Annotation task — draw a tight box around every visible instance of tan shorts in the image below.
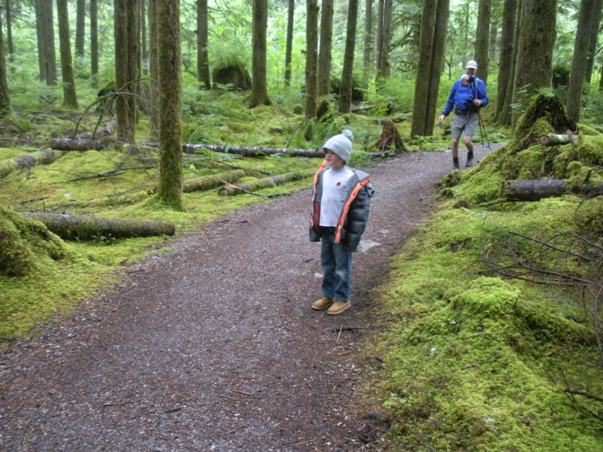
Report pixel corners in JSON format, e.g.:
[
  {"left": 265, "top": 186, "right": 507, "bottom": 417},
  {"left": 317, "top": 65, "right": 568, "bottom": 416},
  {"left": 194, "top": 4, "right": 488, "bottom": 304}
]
[{"left": 451, "top": 112, "right": 478, "bottom": 140}]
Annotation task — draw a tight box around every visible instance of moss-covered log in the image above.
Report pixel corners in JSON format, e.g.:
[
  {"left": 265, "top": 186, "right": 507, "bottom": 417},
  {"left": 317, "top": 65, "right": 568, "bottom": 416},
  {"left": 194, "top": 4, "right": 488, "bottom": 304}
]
[
  {"left": 0, "top": 149, "right": 59, "bottom": 179},
  {"left": 183, "top": 170, "right": 246, "bottom": 192},
  {"left": 183, "top": 143, "right": 325, "bottom": 158},
  {"left": 24, "top": 212, "right": 175, "bottom": 240},
  {"left": 504, "top": 179, "right": 603, "bottom": 201},
  {"left": 218, "top": 170, "right": 314, "bottom": 195},
  {"left": 50, "top": 138, "right": 108, "bottom": 151},
  {"left": 539, "top": 133, "right": 577, "bottom": 146},
  {"left": 1, "top": 206, "right": 66, "bottom": 277}
]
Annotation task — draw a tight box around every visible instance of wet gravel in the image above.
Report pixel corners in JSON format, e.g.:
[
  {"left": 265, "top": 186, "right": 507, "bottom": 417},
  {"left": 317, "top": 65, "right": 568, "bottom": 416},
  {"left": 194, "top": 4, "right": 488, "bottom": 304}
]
[{"left": 0, "top": 147, "right": 491, "bottom": 451}]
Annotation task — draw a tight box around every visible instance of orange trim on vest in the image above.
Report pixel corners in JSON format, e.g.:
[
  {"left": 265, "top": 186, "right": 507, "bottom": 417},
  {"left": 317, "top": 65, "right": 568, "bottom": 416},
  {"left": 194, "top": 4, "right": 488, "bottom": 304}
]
[
  {"left": 310, "top": 159, "right": 329, "bottom": 230},
  {"left": 334, "top": 177, "right": 370, "bottom": 243}
]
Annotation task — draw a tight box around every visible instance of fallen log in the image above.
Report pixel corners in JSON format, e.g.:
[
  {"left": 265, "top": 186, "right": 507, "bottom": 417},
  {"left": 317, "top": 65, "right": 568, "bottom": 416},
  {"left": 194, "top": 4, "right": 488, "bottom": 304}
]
[
  {"left": 218, "top": 170, "right": 314, "bottom": 196},
  {"left": 504, "top": 179, "right": 603, "bottom": 201},
  {"left": 538, "top": 132, "right": 577, "bottom": 146},
  {"left": 183, "top": 143, "right": 324, "bottom": 158},
  {"left": 24, "top": 212, "right": 175, "bottom": 240},
  {"left": 183, "top": 169, "right": 246, "bottom": 192},
  {"left": 50, "top": 138, "right": 109, "bottom": 151},
  {"left": 0, "top": 149, "right": 59, "bottom": 179}
]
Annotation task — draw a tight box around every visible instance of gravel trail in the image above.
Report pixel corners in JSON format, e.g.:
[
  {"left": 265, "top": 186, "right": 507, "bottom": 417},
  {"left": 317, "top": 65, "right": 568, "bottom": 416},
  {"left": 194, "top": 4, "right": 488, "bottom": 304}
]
[{"left": 0, "top": 148, "right": 490, "bottom": 451}]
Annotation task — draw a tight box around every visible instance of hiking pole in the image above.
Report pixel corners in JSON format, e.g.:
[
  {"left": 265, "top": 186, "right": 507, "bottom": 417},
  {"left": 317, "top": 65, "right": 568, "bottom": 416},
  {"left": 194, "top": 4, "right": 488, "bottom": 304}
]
[{"left": 477, "top": 110, "right": 491, "bottom": 150}]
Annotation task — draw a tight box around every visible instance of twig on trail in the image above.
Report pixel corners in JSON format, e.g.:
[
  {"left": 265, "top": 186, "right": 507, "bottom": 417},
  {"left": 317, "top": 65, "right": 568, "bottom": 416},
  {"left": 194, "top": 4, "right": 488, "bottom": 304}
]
[
  {"left": 232, "top": 389, "right": 254, "bottom": 397},
  {"left": 68, "top": 164, "right": 156, "bottom": 182},
  {"left": 328, "top": 325, "right": 369, "bottom": 333},
  {"left": 336, "top": 326, "right": 343, "bottom": 345},
  {"left": 102, "top": 400, "right": 135, "bottom": 408}
]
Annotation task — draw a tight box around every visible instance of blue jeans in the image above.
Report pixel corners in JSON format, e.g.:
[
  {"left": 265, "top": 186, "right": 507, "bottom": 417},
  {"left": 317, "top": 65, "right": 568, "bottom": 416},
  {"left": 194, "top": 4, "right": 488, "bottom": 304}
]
[{"left": 320, "top": 228, "right": 352, "bottom": 302}]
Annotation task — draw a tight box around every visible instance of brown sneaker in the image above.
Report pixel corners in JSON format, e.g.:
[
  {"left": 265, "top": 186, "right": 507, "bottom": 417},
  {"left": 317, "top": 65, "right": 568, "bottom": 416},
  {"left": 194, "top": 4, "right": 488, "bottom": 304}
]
[
  {"left": 311, "top": 297, "right": 333, "bottom": 311},
  {"left": 327, "top": 300, "right": 351, "bottom": 315}
]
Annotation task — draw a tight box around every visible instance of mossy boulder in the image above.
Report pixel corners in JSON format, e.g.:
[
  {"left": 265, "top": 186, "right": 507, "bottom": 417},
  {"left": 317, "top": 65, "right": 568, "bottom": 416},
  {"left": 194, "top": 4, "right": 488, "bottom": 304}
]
[
  {"left": 0, "top": 206, "right": 66, "bottom": 277},
  {"left": 212, "top": 63, "right": 252, "bottom": 91}
]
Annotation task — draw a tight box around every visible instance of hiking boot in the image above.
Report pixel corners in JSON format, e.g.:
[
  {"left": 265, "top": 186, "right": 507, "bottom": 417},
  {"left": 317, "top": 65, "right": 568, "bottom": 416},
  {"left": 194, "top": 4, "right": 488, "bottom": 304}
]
[
  {"left": 465, "top": 152, "right": 474, "bottom": 167},
  {"left": 453, "top": 157, "right": 460, "bottom": 170},
  {"left": 312, "top": 297, "right": 333, "bottom": 311},
  {"left": 327, "top": 300, "right": 351, "bottom": 315}
]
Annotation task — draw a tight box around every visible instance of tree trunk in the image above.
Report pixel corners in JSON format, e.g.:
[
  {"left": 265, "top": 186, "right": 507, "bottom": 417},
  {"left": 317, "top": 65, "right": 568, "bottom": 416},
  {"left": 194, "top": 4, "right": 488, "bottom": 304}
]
[
  {"left": 499, "top": 0, "right": 522, "bottom": 125},
  {"left": 585, "top": 0, "right": 602, "bottom": 83},
  {"left": 75, "top": 0, "right": 85, "bottom": 59},
  {"left": 489, "top": 18, "right": 498, "bottom": 63},
  {"left": 495, "top": 0, "right": 517, "bottom": 122},
  {"left": 250, "top": 0, "right": 270, "bottom": 107},
  {"left": 410, "top": 0, "right": 436, "bottom": 137},
  {"left": 376, "top": 0, "right": 392, "bottom": 79},
  {"left": 57, "top": 0, "right": 78, "bottom": 108},
  {"left": 305, "top": 0, "right": 319, "bottom": 118},
  {"left": 474, "top": 0, "right": 491, "bottom": 84},
  {"left": 141, "top": 0, "right": 147, "bottom": 71},
  {"left": 318, "top": 0, "right": 334, "bottom": 97},
  {"left": 0, "top": 8, "right": 10, "bottom": 118},
  {"left": 5, "top": 0, "right": 14, "bottom": 61},
  {"left": 363, "top": 0, "right": 373, "bottom": 84},
  {"left": 126, "top": 0, "right": 140, "bottom": 128},
  {"left": 90, "top": 0, "right": 98, "bottom": 87},
  {"left": 339, "top": 0, "right": 359, "bottom": 113},
  {"left": 157, "top": 0, "right": 183, "bottom": 209},
  {"left": 567, "top": 0, "right": 598, "bottom": 122},
  {"left": 196, "top": 0, "right": 210, "bottom": 89},
  {"left": 25, "top": 212, "right": 175, "bottom": 240},
  {"left": 284, "top": 0, "right": 294, "bottom": 86},
  {"left": 36, "top": 0, "right": 57, "bottom": 85},
  {"left": 114, "top": 0, "right": 139, "bottom": 142},
  {"left": 424, "top": 0, "right": 450, "bottom": 136},
  {"left": 375, "top": 0, "right": 383, "bottom": 72},
  {"left": 148, "top": 0, "right": 159, "bottom": 139},
  {"left": 511, "top": 0, "right": 556, "bottom": 126}
]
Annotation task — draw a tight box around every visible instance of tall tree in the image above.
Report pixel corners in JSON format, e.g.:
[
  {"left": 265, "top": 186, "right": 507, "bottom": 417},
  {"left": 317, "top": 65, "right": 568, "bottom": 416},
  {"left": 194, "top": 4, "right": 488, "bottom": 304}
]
[
  {"left": 376, "top": 0, "right": 392, "bottom": 79},
  {"left": 375, "top": 0, "right": 383, "bottom": 71},
  {"left": 424, "top": 0, "right": 450, "bottom": 136},
  {"left": 149, "top": 0, "right": 159, "bottom": 139},
  {"left": 90, "top": 0, "right": 98, "bottom": 87},
  {"left": 512, "top": 0, "right": 556, "bottom": 125},
  {"left": 339, "top": 0, "right": 359, "bottom": 113},
  {"left": 114, "top": 0, "right": 139, "bottom": 141},
  {"left": 410, "top": 0, "right": 436, "bottom": 137},
  {"left": 499, "top": 0, "right": 522, "bottom": 125},
  {"left": 318, "top": 0, "right": 334, "bottom": 96},
  {"left": 495, "top": 0, "right": 517, "bottom": 122},
  {"left": 36, "top": 0, "right": 57, "bottom": 85},
  {"left": 489, "top": 17, "right": 498, "bottom": 62},
  {"left": 474, "top": 0, "right": 491, "bottom": 84},
  {"left": 5, "top": 0, "right": 14, "bottom": 61},
  {"left": 567, "top": 0, "right": 597, "bottom": 122},
  {"left": 196, "top": 0, "right": 210, "bottom": 89},
  {"left": 363, "top": 0, "right": 373, "bottom": 84},
  {"left": 75, "top": 0, "right": 86, "bottom": 59},
  {"left": 157, "top": 0, "right": 183, "bottom": 209},
  {"left": 141, "top": 0, "right": 147, "bottom": 72},
  {"left": 305, "top": 0, "right": 319, "bottom": 118},
  {"left": 56, "top": 0, "right": 78, "bottom": 108},
  {"left": 284, "top": 0, "right": 294, "bottom": 86},
  {"left": 0, "top": 5, "right": 10, "bottom": 117},
  {"left": 250, "top": 0, "right": 270, "bottom": 107},
  {"left": 584, "top": 0, "right": 602, "bottom": 83}
]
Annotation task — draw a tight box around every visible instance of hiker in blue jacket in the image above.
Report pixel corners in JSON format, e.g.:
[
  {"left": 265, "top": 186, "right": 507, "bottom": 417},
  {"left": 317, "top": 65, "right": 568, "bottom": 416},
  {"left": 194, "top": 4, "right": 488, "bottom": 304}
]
[{"left": 438, "top": 59, "right": 489, "bottom": 169}]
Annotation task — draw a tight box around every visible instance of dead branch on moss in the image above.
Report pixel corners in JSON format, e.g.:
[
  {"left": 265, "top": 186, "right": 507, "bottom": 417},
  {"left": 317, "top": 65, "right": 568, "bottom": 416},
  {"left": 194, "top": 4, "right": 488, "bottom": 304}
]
[
  {"left": 539, "top": 132, "right": 577, "bottom": 146},
  {"left": 565, "top": 388, "right": 603, "bottom": 403},
  {"left": 24, "top": 212, "right": 175, "bottom": 240},
  {"left": 183, "top": 170, "right": 246, "bottom": 192}
]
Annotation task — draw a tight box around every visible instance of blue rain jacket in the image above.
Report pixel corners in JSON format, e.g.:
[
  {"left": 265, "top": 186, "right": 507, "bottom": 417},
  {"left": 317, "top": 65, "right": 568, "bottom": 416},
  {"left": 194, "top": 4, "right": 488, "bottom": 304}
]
[{"left": 441, "top": 77, "right": 489, "bottom": 117}]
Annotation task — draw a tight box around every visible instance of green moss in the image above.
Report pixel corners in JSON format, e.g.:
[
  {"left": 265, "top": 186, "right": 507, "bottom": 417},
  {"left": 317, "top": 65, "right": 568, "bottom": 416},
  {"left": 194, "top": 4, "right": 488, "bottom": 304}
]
[
  {"left": 370, "top": 204, "right": 603, "bottom": 450},
  {"left": 574, "top": 198, "right": 603, "bottom": 236}
]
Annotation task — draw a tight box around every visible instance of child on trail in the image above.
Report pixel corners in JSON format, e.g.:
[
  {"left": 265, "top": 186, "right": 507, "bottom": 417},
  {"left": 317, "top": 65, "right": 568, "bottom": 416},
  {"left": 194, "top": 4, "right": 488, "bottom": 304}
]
[{"left": 309, "top": 130, "right": 374, "bottom": 315}]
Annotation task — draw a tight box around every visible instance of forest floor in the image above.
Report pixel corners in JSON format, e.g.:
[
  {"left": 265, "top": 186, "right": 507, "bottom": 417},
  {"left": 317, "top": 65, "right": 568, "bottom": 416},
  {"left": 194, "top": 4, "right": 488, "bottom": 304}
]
[{"left": 0, "top": 146, "right": 493, "bottom": 450}]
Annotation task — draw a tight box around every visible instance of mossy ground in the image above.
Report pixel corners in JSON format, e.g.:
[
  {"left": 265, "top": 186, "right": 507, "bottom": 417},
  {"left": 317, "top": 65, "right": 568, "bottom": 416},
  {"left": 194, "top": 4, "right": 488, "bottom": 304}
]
[{"left": 368, "top": 93, "right": 603, "bottom": 450}]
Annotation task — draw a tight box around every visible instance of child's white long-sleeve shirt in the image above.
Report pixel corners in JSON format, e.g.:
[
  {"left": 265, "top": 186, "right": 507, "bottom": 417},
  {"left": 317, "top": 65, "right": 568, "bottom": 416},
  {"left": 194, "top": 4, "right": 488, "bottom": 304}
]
[{"left": 319, "top": 166, "right": 355, "bottom": 227}]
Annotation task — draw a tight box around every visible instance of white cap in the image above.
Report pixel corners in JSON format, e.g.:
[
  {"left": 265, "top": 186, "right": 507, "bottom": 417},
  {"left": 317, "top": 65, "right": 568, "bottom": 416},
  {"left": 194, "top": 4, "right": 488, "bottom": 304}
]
[
  {"left": 466, "top": 60, "right": 478, "bottom": 70},
  {"left": 323, "top": 130, "right": 353, "bottom": 163}
]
